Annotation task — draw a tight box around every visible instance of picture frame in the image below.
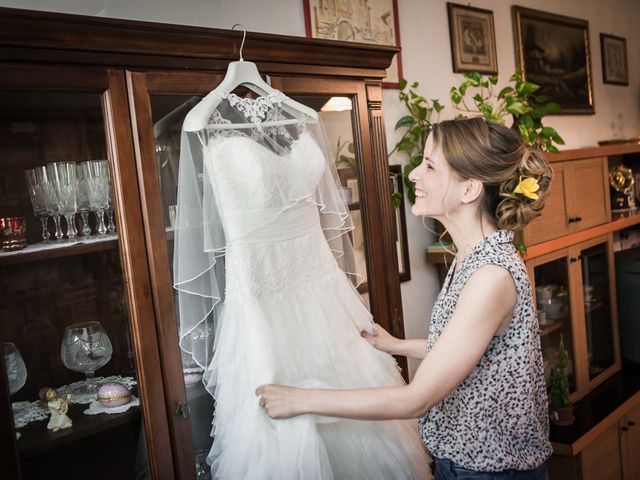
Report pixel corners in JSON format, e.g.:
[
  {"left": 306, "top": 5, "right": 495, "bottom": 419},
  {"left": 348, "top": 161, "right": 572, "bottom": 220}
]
[
  {"left": 303, "top": 0, "right": 403, "bottom": 88},
  {"left": 512, "top": 6, "right": 595, "bottom": 114},
  {"left": 600, "top": 34, "right": 629, "bottom": 86},
  {"left": 447, "top": 2, "right": 497, "bottom": 74}
]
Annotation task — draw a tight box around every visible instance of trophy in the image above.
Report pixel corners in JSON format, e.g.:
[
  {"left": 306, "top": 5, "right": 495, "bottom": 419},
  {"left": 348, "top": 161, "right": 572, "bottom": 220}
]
[{"left": 609, "top": 164, "right": 636, "bottom": 211}]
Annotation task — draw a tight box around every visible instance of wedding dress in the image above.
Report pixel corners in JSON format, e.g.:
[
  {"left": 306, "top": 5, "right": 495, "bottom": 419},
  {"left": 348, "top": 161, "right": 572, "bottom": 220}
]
[{"left": 174, "top": 89, "right": 432, "bottom": 479}]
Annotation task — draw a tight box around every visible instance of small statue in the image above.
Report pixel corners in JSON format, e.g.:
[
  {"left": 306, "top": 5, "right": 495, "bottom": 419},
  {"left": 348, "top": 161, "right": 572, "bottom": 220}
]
[{"left": 39, "top": 387, "right": 72, "bottom": 432}]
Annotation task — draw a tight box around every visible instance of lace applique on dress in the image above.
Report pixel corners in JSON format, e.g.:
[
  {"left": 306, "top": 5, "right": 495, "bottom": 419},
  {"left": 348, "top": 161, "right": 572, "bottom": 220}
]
[{"left": 220, "top": 90, "right": 286, "bottom": 125}]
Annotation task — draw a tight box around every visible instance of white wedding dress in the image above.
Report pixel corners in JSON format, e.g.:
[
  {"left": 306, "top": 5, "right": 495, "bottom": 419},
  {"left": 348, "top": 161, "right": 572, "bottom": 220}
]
[{"left": 174, "top": 91, "right": 432, "bottom": 480}]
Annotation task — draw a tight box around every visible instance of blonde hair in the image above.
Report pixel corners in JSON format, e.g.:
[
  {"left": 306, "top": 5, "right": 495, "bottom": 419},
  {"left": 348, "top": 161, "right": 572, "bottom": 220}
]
[{"left": 432, "top": 117, "right": 552, "bottom": 231}]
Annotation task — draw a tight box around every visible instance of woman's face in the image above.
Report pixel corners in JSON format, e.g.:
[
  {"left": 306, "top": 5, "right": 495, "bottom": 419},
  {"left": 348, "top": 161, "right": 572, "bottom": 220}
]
[{"left": 408, "top": 136, "right": 463, "bottom": 219}]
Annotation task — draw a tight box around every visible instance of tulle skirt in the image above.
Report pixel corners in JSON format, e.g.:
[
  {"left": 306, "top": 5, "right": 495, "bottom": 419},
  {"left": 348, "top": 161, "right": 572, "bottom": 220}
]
[{"left": 204, "top": 231, "right": 432, "bottom": 479}]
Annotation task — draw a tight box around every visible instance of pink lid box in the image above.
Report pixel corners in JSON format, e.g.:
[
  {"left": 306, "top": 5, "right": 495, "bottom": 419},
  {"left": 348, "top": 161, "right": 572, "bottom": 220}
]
[{"left": 97, "top": 382, "right": 131, "bottom": 408}]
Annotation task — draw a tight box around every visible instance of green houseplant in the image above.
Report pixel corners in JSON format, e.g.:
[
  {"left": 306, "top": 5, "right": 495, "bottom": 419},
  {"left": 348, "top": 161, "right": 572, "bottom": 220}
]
[
  {"left": 450, "top": 71, "right": 565, "bottom": 152},
  {"left": 548, "top": 334, "right": 575, "bottom": 426},
  {"left": 390, "top": 79, "right": 444, "bottom": 205}
]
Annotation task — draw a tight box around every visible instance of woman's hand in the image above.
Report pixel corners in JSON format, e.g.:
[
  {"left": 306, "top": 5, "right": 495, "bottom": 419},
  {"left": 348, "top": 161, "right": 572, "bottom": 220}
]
[
  {"left": 360, "top": 323, "right": 401, "bottom": 354},
  {"left": 256, "top": 384, "right": 308, "bottom": 419}
]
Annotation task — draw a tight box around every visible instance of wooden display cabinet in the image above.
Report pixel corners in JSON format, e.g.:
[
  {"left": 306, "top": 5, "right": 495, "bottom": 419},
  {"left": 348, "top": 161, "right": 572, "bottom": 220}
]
[{"left": 0, "top": 8, "right": 403, "bottom": 480}]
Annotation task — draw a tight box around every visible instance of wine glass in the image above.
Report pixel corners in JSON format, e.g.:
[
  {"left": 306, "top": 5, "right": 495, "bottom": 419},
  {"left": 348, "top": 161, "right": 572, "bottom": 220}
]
[
  {"left": 60, "top": 321, "right": 113, "bottom": 395},
  {"left": 3, "top": 342, "right": 27, "bottom": 395},
  {"left": 105, "top": 165, "right": 116, "bottom": 233},
  {"left": 82, "top": 160, "right": 110, "bottom": 236},
  {"left": 47, "top": 162, "right": 78, "bottom": 240},
  {"left": 33, "top": 165, "right": 63, "bottom": 240},
  {"left": 25, "top": 168, "right": 50, "bottom": 242},
  {"left": 76, "top": 163, "right": 92, "bottom": 235},
  {"left": 3, "top": 342, "right": 28, "bottom": 420}
]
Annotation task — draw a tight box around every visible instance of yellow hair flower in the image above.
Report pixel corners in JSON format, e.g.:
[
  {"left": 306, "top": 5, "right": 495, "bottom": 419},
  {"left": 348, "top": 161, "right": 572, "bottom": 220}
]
[{"left": 513, "top": 176, "right": 540, "bottom": 200}]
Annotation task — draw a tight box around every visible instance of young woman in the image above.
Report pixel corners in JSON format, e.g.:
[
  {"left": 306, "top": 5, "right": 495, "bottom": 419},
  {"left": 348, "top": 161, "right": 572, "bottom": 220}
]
[{"left": 257, "top": 117, "right": 554, "bottom": 479}]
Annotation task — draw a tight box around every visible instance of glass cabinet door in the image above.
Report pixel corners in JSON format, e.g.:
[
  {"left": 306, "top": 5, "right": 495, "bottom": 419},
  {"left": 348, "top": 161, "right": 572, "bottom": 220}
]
[
  {"left": 530, "top": 252, "right": 578, "bottom": 396},
  {"left": 0, "top": 67, "right": 162, "bottom": 479},
  {"left": 579, "top": 239, "right": 620, "bottom": 384}
]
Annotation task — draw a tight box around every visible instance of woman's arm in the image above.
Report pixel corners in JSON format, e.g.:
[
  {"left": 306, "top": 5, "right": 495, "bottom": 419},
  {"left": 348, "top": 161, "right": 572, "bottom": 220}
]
[
  {"left": 257, "top": 265, "right": 517, "bottom": 420},
  {"left": 361, "top": 326, "right": 428, "bottom": 359}
]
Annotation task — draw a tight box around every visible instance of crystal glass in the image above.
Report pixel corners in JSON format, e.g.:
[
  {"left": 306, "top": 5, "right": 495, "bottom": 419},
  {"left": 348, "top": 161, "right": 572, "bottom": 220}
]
[
  {"left": 60, "top": 321, "right": 113, "bottom": 394},
  {"left": 76, "top": 162, "right": 92, "bottom": 235},
  {"left": 3, "top": 342, "right": 27, "bottom": 395},
  {"left": 106, "top": 165, "right": 116, "bottom": 233},
  {"left": 47, "top": 161, "right": 78, "bottom": 240},
  {"left": 34, "top": 165, "right": 62, "bottom": 240},
  {"left": 82, "top": 160, "right": 110, "bottom": 236},
  {"left": 25, "top": 168, "right": 51, "bottom": 242}
]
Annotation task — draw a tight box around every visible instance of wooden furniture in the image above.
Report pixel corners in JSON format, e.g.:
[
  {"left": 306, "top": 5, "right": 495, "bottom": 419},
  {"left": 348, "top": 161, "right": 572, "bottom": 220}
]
[{"left": 0, "top": 8, "right": 402, "bottom": 479}]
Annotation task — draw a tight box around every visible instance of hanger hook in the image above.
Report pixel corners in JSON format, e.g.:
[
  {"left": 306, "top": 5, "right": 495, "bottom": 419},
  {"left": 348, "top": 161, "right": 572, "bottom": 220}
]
[{"left": 231, "top": 23, "right": 246, "bottom": 61}]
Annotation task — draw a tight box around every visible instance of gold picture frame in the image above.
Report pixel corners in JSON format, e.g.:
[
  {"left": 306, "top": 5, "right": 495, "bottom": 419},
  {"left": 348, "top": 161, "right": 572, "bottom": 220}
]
[
  {"left": 447, "top": 2, "right": 497, "bottom": 74},
  {"left": 512, "top": 6, "right": 594, "bottom": 114},
  {"left": 303, "top": 0, "right": 403, "bottom": 88}
]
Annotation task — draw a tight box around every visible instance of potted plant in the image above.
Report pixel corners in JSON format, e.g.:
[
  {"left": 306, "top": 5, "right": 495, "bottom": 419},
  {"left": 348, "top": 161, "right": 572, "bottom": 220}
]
[
  {"left": 449, "top": 71, "right": 565, "bottom": 152},
  {"left": 548, "top": 334, "right": 575, "bottom": 426},
  {"left": 390, "top": 79, "right": 444, "bottom": 205}
]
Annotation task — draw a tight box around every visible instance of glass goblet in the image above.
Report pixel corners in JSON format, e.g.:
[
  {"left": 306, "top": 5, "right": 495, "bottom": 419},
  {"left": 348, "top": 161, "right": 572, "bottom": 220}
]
[
  {"left": 24, "top": 168, "right": 51, "bottom": 242},
  {"left": 35, "top": 165, "right": 62, "bottom": 240},
  {"left": 3, "top": 342, "right": 28, "bottom": 420},
  {"left": 82, "top": 160, "right": 110, "bottom": 236},
  {"left": 76, "top": 163, "right": 92, "bottom": 235},
  {"left": 60, "top": 321, "right": 113, "bottom": 395}
]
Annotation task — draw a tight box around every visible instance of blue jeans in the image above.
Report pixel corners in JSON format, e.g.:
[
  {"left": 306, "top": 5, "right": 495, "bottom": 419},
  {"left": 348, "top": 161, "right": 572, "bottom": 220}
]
[{"left": 434, "top": 458, "right": 548, "bottom": 480}]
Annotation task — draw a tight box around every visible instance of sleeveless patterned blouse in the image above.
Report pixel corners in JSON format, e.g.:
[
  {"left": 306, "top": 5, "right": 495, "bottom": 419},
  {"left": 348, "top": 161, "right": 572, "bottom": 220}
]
[{"left": 419, "top": 229, "right": 552, "bottom": 472}]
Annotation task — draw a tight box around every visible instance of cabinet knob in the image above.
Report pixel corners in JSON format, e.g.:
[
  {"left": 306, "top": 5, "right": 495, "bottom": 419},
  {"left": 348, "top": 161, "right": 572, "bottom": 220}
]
[
  {"left": 621, "top": 426, "right": 629, "bottom": 432},
  {"left": 575, "top": 216, "right": 582, "bottom": 222},
  {"left": 629, "top": 421, "right": 636, "bottom": 427},
  {"left": 570, "top": 257, "right": 579, "bottom": 263}
]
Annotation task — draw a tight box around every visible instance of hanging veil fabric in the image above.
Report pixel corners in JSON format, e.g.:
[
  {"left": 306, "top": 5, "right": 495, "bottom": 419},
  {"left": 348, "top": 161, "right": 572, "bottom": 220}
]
[{"left": 173, "top": 88, "right": 432, "bottom": 479}]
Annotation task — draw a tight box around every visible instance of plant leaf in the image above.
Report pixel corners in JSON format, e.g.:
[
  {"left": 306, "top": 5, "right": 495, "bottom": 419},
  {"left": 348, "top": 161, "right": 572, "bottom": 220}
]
[{"left": 394, "top": 115, "right": 414, "bottom": 130}]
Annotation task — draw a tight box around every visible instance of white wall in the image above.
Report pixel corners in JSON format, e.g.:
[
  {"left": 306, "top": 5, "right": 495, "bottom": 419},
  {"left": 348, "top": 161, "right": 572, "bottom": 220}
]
[{"left": 5, "top": 0, "right": 638, "bottom": 377}]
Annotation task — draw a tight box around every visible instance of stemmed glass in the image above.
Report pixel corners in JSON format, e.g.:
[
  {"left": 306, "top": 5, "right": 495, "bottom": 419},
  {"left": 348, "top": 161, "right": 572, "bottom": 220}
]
[
  {"left": 47, "top": 162, "right": 78, "bottom": 240},
  {"left": 75, "top": 163, "right": 92, "bottom": 235},
  {"left": 60, "top": 321, "right": 113, "bottom": 395},
  {"left": 106, "top": 166, "right": 116, "bottom": 233},
  {"left": 3, "top": 342, "right": 28, "bottom": 418},
  {"left": 82, "top": 160, "right": 110, "bottom": 236},
  {"left": 25, "top": 167, "right": 52, "bottom": 242}
]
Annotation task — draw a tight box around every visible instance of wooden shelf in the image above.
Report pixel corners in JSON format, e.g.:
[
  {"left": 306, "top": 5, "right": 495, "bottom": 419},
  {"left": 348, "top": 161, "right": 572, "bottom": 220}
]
[
  {"left": 525, "top": 210, "right": 640, "bottom": 260},
  {"left": 17, "top": 402, "right": 140, "bottom": 459},
  {"left": 540, "top": 321, "right": 563, "bottom": 337},
  {"left": 0, "top": 234, "right": 118, "bottom": 266},
  {"left": 546, "top": 142, "right": 640, "bottom": 163},
  {"left": 348, "top": 201, "right": 360, "bottom": 211},
  {"left": 550, "top": 363, "right": 640, "bottom": 456}
]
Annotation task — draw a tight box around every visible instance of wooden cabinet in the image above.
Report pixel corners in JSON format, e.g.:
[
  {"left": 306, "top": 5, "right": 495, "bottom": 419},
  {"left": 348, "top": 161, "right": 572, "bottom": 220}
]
[
  {"left": 581, "top": 423, "right": 622, "bottom": 480},
  {"left": 524, "top": 157, "right": 610, "bottom": 246},
  {"left": 620, "top": 402, "right": 640, "bottom": 480},
  {"left": 0, "top": 8, "right": 402, "bottom": 479},
  {"left": 527, "top": 235, "right": 621, "bottom": 401}
]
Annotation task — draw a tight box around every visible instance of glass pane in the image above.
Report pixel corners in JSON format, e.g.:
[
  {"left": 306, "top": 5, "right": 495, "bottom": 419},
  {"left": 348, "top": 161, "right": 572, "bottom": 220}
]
[
  {"left": 150, "top": 94, "right": 213, "bottom": 476},
  {"left": 533, "top": 256, "right": 577, "bottom": 394},
  {"left": 0, "top": 91, "right": 149, "bottom": 479},
  {"left": 581, "top": 242, "right": 615, "bottom": 380},
  {"left": 290, "top": 95, "right": 370, "bottom": 301}
]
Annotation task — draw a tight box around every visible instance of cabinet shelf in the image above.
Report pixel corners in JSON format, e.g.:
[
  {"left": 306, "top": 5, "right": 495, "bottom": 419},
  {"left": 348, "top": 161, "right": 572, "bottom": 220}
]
[
  {"left": 0, "top": 234, "right": 118, "bottom": 267},
  {"left": 584, "top": 300, "right": 604, "bottom": 314},
  {"left": 17, "top": 403, "right": 140, "bottom": 459},
  {"left": 539, "top": 321, "right": 563, "bottom": 337}
]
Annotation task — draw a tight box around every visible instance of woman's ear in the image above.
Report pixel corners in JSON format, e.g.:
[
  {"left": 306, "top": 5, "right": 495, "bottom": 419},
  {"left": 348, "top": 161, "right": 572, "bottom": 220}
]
[{"left": 461, "top": 179, "right": 484, "bottom": 204}]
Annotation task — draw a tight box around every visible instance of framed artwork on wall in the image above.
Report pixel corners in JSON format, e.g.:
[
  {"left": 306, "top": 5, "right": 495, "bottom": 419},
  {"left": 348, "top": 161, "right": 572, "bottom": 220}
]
[
  {"left": 303, "top": 0, "right": 403, "bottom": 88},
  {"left": 447, "top": 2, "right": 497, "bottom": 74},
  {"left": 512, "top": 6, "right": 594, "bottom": 114},
  {"left": 600, "top": 34, "right": 629, "bottom": 86}
]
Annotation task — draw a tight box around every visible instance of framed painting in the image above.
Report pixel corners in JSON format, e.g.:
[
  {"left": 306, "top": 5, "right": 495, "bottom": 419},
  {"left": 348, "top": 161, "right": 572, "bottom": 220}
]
[
  {"left": 303, "top": 0, "right": 403, "bottom": 88},
  {"left": 512, "top": 6, "right": 595, "bottom": 114},
  {"left": 447, "top": 2, "right": 497, "bottom": 74},
  {"left": 600, "top": 34, "right": 629, "bottom": 86}
]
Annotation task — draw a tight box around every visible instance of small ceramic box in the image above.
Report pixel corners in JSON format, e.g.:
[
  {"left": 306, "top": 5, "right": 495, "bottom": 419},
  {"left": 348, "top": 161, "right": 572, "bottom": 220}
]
[{"left": 97, "top": 382, "right": 131, "bottom": 408}]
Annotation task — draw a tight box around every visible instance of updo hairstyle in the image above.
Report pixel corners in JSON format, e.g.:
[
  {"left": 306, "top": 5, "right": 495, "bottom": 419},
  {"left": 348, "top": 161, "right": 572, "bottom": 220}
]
[{"left": 432, "top": 117, "right": 553, "bottom": 231}]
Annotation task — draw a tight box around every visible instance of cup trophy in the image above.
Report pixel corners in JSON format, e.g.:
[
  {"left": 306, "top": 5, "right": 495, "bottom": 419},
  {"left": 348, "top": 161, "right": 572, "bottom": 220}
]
[{"left": 609, "top": 164, "right": 636, "bottom": 211}]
